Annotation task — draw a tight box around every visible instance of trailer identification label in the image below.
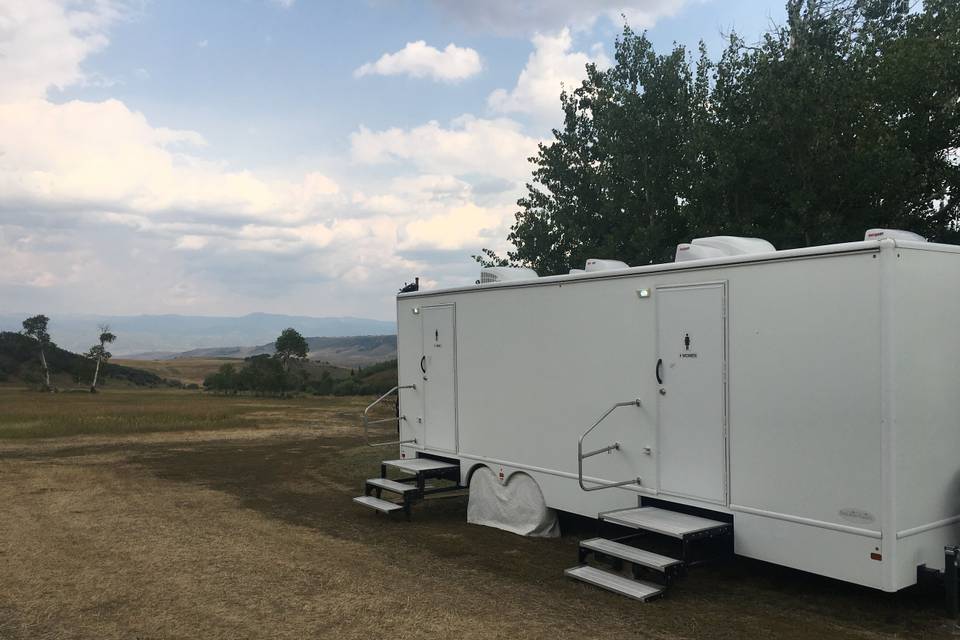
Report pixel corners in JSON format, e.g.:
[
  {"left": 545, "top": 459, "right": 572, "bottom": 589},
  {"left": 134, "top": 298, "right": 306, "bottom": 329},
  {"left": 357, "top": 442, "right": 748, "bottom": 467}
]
[{"left": 839, "top": 508, "right": 875, "bottom": 524}]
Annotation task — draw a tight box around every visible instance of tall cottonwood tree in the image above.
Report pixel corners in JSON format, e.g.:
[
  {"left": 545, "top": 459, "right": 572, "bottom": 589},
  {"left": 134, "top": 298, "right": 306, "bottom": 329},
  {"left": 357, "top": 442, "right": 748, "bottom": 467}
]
[
  {"left": 21, "top": 315, "right": 53, "bottom": 391},
  {"left": 480, "top": 0, "right": 960, "bottom": 274},
  {"left": 87, "top": 325, "right": 116, "bottom": 393}
]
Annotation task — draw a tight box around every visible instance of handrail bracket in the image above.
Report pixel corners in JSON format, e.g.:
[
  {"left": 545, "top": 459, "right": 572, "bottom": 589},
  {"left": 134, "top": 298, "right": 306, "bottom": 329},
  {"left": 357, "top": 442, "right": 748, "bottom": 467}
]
[
  {"left": 577, "top": 398, "right": 644, "bottom": 492},
  {"left": 363, "top": 384, "right": 417, "bottom": 448}
]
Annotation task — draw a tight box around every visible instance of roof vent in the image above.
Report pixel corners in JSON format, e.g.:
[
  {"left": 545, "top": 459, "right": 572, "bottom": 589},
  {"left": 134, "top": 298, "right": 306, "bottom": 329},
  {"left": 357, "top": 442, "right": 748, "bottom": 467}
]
[
  {"left": 675, "top": 236, "right": 775, "bottom": 262},
  {"left": 480, "top": 266, "right": 539, "bottom": 284},
  {"left": 584, "top": 259, "right": 630, "bottom": 272},
  {"left": 865, "top": 228, "right": 926, "bottom": 242}
]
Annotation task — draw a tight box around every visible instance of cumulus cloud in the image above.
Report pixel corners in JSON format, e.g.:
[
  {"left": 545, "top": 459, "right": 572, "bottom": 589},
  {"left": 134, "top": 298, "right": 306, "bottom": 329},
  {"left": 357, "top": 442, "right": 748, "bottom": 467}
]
[
  {"left": 489, "top": 29, "right": 609, "bottom": 125},
  {"left": 0, "top": 0, "right": 119, "bottom": 101},
  {"left": 350, "top": 115, "right": 540, "bottom": 181},
  {"left": 400, "top": 203, "right": 507, "bottom": 251},
  {"left": 0, "top": 99, "right": 345, "bottom": 225},
  {"left": 355, "top": 41, "right": 482, "bottom": 82},
  {"left": 0, "top": 0, "right": 534, "bottom": 317},
  {"left": 429, "top": 0, "right": 688, "bottom": 35}
]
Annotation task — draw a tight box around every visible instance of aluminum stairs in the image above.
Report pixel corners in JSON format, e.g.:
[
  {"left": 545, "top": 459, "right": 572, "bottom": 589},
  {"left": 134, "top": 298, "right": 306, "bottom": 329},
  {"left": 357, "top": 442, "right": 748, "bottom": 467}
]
[
  {"left": 352, "top": 456, "right": 461, "bottom": 519},
  {"left": 566, "top": 505, "right": 732, "bottom": 601}
]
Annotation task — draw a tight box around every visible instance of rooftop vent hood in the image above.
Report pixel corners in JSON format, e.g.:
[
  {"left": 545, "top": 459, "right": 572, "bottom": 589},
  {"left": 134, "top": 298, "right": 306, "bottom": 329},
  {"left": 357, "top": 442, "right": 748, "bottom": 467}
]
[
  {"left": 584, "top": 258, "right": 630, "bottom": 272},
  {"left": 865, "top": 228, "right": 927, "bottom": 242},
  {"left": 480, "top": 266, "right": 539, "bottom": 284},
  {"left": 675, "top": 236, "right": 776, "bottom": 262}
]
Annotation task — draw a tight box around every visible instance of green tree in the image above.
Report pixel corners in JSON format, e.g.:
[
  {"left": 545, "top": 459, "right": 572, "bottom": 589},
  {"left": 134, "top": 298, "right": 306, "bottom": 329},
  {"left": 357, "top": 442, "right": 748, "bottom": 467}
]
[
  {"left": 240, "top": 355, "right": 288, "bottom": 394},
  {"left": 203, "top": 363, "right": 237, "bottom": 392},
  {"left": 702, "top": 0, "right": 960, "bottom": 247},
  {"left": 483, "top": 0, "right": 960, "bottom": 273},
  {"left": 274, "top": 328, "right": 308, "bottom": 372},
  {"left": 87, "top": 325, "right": 116, "bottom": 393},
  {"left": 21, "top": 315, "right": 53, "bottom": 391}
]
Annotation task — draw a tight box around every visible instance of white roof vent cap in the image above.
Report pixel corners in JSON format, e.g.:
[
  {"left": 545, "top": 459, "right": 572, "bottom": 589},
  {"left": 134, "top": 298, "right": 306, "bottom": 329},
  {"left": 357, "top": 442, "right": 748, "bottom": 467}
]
[
  {"left": 675, "top": 243, "right": 725, "bottom": 262},
  {"left": 584, "top": 258, "right": 630, "bottom": 272},
  {"left": 480, "top": 266, "right": 539, "bottom": 284},
  {"left": 865, "top": 228, "right": 926, "bottom": 242},
  {"left": 675, "top": 236, "right": 775, "bottom": 262}
]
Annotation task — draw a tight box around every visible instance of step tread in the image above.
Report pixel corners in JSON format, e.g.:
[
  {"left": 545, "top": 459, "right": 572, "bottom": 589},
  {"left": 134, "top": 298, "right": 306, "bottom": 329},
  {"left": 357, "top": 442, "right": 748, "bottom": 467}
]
[
  {"left": 366, "top": 477, "right": 418, "bottom": 493},
  {"left": 564, "top": 565, "right": 664, "bottom": 602},
  {"left": 382, "top": 458, "right": 458, "bottom": 474},
  {"left": 581, "top": 538, "right": 681, "bottom": 571},
  {"left": 353, "top": 495, "right": 404, "bottom": 513},
  {"left": 601, "top": 507, "right": 729, "bottom": 539}
]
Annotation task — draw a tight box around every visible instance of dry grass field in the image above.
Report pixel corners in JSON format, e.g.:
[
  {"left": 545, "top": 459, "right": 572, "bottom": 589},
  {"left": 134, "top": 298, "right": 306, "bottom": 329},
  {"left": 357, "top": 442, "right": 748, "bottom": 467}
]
[
  {"left": 112, "top": 357, "right": 355, "bottom": 387},
  {"left": 112, "top": 358, "right": 245, "bottom": 386},
  {"left": 0, "top": 387, "right": 955, "bottom": 639}
]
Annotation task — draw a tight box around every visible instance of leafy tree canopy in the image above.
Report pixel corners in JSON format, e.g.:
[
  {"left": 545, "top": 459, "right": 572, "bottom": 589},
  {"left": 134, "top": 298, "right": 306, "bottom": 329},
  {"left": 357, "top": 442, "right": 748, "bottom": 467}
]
[
  {"left": 274, "top": 328, "right": 308, "bottom": 366},
  {"left": 480, "top": 0, "right": 960, "bottom": 275},
  {"left": 22, "top": 315, "right": 51, "bottom": 344}
]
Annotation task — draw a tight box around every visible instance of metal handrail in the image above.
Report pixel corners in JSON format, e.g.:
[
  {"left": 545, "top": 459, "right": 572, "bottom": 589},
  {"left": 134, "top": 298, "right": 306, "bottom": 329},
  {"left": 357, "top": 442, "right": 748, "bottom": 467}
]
[
  {"left": 363, "top": 384, "right": 417, "bottom": 447},
  {"left": 578, "top": 398, "right": 643, "bottom": 492}
]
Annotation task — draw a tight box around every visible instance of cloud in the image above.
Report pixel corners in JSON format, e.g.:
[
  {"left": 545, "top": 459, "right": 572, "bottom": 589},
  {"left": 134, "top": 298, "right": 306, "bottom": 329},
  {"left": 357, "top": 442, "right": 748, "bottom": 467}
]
[
  {"left": 399, "top": 202, "right": 508, "bottom": 251},
  {"left": 0, "top": 98, "right": 349, "bottom": 226},
  {"left": 355, "top": 41, "right": 482, "bottom": 82},
  {"left": 0, "top": 0, "right": 120, "bottom": 101},
  {"left": 0, "top": 0, "right": 532, "bottom": 318},
  {"left": 1, "top": 95, "right": 517, "bottom": 315},
  {"left": 489, "top": 29, "right": 609, "bottom": 125},
  {"left": 269, "top": 0, "right": 295, "bottom": 8},
  {"left": 429, "top": 0, "right": 687, "bottom": 35},
  {"left": 174, "top": 235, "right": 209, "bottom": 251},
  {"left": 350, "top": 115, "right": 540, "bottom": 181}
]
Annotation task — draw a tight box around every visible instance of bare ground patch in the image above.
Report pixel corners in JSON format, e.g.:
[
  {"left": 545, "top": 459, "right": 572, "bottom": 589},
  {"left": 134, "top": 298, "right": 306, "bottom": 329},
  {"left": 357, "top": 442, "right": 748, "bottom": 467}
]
[{"left": 0, "top": 402, "right": 955, "bottom": 639}]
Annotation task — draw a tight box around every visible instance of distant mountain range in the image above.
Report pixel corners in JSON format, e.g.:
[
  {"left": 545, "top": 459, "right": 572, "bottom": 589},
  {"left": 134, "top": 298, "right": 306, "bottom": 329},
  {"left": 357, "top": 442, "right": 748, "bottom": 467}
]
[
  {"left": 0, "top": 313, "right": 395, "bottom": 356},
  {"left": 123, "top": 335, "right": 397, "bottom": 368}
]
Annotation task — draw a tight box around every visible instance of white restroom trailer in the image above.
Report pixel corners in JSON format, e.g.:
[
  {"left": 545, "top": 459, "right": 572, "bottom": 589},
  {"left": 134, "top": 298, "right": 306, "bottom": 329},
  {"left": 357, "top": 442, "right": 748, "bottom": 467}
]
[{"left": 389, "top": 235, "right": 960, "bottom": 593}]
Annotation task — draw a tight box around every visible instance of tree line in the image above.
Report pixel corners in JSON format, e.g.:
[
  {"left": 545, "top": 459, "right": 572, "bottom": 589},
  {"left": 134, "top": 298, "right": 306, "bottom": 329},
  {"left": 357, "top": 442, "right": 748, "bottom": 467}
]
[
  {"left": 202, "top": 328, "right": 398, "bottom": 396},
  {"left": 478, "top": 0, "right": 960, "bottom": 274}
]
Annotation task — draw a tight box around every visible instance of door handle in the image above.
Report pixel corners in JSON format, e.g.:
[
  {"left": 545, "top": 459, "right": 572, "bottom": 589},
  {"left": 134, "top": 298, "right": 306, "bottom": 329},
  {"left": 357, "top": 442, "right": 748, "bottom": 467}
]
[
  {"left": 655, "top": 358, "right": 663, "bottom": 385},
  {"left": 420, "top": 355, "right": 427, "bottom": 373}
]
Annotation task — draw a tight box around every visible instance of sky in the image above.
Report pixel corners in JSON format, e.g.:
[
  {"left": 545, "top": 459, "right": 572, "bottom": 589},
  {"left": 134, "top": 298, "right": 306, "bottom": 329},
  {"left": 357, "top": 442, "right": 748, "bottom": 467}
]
[{"left": 1, "top": 0, "right": 787, "bottom": 321}]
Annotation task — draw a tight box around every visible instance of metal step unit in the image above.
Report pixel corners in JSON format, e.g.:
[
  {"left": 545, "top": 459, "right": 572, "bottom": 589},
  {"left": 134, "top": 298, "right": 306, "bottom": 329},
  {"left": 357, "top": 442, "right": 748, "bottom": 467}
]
[
  {"left": 353, "top": 456, "right": 463, "bottom": 520},
  {"left": 352, "top": 495, "right": 404, "bottom": 514},
  {"left": 579, "top": 538, "right": 682, "bottom": 574},
  {"left": 566, "top": 505, "right": 733, "bottom": 602},
  {"left": 565, "top": 565, "right": 664, "bottom": 602},
  {"left": 365, "top": 477, "right": 419, "bottom": 494},
  {"left": 602, "top": 506, "right": 732, "bottom": 566},
  {"left": 601, "top": 506, "right": 729, "bottom": 539}
]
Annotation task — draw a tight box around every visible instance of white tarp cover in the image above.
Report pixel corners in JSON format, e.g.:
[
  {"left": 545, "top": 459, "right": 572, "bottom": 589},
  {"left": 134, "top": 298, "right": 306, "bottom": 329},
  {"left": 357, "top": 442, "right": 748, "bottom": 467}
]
[{"left": 467, "top": 467, "right": 560, "bottom": 538}]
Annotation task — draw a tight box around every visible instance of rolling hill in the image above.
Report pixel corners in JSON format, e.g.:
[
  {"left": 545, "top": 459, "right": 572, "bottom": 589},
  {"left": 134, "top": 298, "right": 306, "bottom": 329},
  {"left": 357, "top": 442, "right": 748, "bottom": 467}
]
[
  {"left": 0, "top": 331, "right": 166, "bottom": 388},
  {"left": 0, "top": 313, "right": 396, "bottom": 356},
  {"left": 125, "top": 335, "right": 397, "bottom": 368}
]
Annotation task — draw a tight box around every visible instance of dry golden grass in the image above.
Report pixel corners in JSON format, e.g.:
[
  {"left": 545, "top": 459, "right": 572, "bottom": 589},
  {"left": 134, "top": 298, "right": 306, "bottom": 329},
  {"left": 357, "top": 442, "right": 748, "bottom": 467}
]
[
  {"left": 0, "top": 390, "right": 953, "bottom": 639},
  {"left": 113, "top": 358, "right": 245, "bottom": 385},
  {"left": 0, "top": 386, "right": 296, "bottom": 439}
]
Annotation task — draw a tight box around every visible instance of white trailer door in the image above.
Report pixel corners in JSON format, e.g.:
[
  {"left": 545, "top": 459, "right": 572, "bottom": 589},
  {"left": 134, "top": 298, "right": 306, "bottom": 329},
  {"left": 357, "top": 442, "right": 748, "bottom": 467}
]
[
  {"left": 656, "top": 282, "right": 727, "bottom": 504},
  {"left": 421, "top": 305, "right": 457, "bottom": 452}
]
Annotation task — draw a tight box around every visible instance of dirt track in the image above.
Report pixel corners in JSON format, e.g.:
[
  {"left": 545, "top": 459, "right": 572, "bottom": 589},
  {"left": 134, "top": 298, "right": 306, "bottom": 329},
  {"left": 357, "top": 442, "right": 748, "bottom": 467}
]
[{"left": 0, "top": 407, "right": 955, "bottom": 639}]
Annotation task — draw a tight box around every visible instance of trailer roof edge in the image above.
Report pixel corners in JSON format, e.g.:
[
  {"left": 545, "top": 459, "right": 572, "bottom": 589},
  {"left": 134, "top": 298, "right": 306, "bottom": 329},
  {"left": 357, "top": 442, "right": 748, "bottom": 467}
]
[{"left": 399, "top": 240, "right": 892, "bottom": 299}]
